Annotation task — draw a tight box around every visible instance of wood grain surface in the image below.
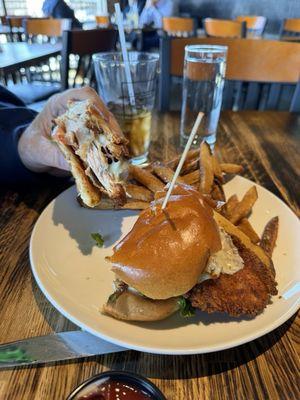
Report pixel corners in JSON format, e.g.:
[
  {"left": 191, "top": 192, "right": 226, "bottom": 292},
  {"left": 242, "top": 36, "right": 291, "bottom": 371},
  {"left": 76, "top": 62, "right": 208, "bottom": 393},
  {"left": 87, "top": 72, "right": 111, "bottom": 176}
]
[{"left": 0, "top": 111, "right": 299, "bottom": 400}]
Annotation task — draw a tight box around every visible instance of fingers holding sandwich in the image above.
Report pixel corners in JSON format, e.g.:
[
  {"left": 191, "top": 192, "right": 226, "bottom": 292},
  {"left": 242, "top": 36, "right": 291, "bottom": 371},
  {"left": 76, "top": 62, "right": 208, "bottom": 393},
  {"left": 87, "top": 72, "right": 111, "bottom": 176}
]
[
  {"left": 51, "top": 87, "right": 126, "bottom": 143},
  {"left": 19, "top": 87, "right": 116, "bottom": 174},
  {"left": 52, "top": 92, "right": 129, "bottom": 207}
]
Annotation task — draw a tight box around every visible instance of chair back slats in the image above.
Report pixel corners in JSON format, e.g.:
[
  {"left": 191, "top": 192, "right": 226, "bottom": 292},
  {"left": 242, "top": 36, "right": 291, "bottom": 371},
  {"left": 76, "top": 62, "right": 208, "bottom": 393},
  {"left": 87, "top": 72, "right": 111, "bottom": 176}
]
[
  {"left": 159, "top": 36, "right": 300, "bottom": 111},
  {"left": 61, "top": 29, "right": 118, "bottom": 90},
  {"left": 222, "top": 81, "right": 235, "bottom": 109},
  {"left": 244, "top": 82, "right": 261, "bottom": 109},
  {"left": 290, "top": 82, "right": 300, "bottom": 112},
  {"left": 265, "top": 84, "right": 281, "bottom": 110},
  {"left": 158, "top": 36, "right": 171, "bottom": 112},
  {"left": 204, "top": 18, "right": 246, "bottom": 38},
  {"left": 25, "top": 18, "right": 71, "bottom": 37},
  {"left": 163, "top": 17, "right": 195, "bottom": 36}
]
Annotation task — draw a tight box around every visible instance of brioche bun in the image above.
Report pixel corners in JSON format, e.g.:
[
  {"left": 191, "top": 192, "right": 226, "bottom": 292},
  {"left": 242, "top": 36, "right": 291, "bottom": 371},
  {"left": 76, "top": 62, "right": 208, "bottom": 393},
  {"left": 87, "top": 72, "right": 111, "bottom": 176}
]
[
  {"left": 107, "top": 184, "right": 221, "bottom": 300},
  {"left": 103, "top": 290, "right": 179, "bottom": 321}
]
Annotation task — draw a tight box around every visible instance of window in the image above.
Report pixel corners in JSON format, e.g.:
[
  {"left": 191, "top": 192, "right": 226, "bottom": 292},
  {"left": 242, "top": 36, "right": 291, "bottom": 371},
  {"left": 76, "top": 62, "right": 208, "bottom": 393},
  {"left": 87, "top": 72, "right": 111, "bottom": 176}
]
[{"left": 0, "top": 0, "right": 98, "bottom": 22}]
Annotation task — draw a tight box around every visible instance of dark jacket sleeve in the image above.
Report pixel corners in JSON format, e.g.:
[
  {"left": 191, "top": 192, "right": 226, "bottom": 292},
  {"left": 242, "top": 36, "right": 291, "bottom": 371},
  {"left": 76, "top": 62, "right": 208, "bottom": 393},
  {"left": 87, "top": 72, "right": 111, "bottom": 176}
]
[{"left": 0, "top": 86, "right": 44, "bottom": 186}]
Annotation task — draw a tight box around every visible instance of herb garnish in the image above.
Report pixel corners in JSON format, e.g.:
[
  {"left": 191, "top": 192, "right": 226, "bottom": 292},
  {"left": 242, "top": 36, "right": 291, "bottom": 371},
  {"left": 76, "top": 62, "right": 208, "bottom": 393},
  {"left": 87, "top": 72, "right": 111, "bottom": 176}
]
[
  {"left": 91, "top": 233, "right": 104, "bottom": 247},
  {"left": 108, "top": 292, "right": 120, "bottom": 303},
  {"left": 177, "top": 297, "right": 196, "bottom": 318}
]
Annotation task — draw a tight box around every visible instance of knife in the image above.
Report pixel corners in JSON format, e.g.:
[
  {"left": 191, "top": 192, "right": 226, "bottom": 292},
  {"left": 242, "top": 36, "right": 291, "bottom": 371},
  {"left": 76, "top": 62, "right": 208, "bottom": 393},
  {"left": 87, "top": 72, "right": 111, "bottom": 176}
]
[{"left": 0, "top": 331, "right": 127, "bottom": 369}]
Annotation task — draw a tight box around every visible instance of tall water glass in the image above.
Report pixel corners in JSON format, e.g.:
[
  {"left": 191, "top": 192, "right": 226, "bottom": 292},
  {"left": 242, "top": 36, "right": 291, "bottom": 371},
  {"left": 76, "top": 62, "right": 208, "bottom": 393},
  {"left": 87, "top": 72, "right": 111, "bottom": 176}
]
[
  {"left": 180, "top": 45, "right": 227, "bottom": 147},
  {"left": 93, "top": 52, "right": 159, "bottom": 165}
]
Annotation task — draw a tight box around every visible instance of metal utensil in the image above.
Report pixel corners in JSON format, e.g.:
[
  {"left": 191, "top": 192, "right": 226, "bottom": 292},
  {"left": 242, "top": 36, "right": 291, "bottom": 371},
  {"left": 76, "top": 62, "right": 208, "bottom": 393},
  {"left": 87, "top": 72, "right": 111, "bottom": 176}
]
[{"left": 0, "top": 331, "right": 127, "bottom": 368}]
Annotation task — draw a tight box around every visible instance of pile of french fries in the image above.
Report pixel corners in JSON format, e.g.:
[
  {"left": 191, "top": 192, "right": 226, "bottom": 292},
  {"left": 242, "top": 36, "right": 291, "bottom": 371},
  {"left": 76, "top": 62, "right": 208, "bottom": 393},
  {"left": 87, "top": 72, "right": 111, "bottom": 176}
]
[{"left": 83, "top": 142, "right": 278, "bottom": 257}]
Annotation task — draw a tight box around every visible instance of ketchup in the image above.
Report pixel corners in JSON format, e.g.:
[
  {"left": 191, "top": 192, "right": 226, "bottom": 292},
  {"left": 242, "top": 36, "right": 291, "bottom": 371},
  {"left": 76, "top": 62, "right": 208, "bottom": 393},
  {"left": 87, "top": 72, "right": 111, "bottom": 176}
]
[{"left": 76, "top": 378, "right": 153, "bottom": 400}]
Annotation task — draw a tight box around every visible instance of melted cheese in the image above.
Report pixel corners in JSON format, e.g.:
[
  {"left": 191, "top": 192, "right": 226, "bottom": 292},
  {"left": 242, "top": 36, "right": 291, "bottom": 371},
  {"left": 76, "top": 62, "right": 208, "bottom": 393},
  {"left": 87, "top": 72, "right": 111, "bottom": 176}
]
[{"left": 199, "top": 228, "right": 244, "bottom": 282}]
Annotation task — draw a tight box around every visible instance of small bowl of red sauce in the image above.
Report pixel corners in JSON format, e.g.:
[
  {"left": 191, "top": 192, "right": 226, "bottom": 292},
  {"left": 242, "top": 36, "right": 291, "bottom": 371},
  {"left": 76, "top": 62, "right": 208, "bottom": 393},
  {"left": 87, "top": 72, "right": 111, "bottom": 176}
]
[{"left": 67, "top": 371, "right": 167, "bottom": 400}]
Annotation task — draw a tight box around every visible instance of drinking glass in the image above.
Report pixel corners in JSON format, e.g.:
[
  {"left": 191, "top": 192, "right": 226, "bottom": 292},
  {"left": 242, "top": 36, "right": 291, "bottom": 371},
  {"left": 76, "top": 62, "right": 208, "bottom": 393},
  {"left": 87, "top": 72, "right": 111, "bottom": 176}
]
[
  {"left": 180, "top": 45, "right": 227, "bottom": 147},
  {"left": 93, "top": 52, "right": 159, "bottom": 165}
]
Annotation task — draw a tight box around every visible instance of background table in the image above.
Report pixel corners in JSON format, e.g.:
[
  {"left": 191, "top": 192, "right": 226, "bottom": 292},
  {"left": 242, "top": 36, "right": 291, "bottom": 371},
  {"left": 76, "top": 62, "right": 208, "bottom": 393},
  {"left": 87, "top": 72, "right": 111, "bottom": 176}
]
[
  {"left": 0, "top": 42, "right": 62, "bottom": 74},
  {"left": 0, "top": 111, "right": 299, "bottom": 400}
]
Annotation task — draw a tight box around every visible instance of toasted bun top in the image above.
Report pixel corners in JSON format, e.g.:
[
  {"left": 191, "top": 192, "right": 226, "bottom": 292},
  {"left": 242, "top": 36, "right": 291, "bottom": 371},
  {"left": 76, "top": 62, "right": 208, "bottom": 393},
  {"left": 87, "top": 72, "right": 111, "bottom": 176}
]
[{"left": 107, "top": 184, "right": 221, "bottom": 299}]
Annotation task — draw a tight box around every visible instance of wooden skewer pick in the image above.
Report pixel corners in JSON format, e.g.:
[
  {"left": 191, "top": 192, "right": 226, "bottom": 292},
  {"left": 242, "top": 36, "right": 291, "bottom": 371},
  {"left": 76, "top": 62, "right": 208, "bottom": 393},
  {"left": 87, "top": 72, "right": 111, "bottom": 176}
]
[{"left": 162, "top": 112, "right": 204, "bottom": 209}]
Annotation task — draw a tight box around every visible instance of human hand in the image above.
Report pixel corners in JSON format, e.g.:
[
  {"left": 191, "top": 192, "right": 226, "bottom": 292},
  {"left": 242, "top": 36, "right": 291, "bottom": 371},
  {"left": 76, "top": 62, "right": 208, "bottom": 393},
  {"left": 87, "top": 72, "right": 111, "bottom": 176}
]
[{"left": 18, "top": 87, "right": 119, "bottom": 175}]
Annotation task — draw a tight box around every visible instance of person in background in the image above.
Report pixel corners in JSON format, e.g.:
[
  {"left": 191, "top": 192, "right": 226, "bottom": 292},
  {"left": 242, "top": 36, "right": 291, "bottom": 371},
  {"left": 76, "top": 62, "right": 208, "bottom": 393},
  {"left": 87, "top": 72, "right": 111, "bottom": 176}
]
[
  {"left": 0, "top": 86, "right": 112, "bottom": 186},
  {"left": 123, "top": 0, "right": 146, "bottom": 16},
  {"left": 138, "top": 0, "right": 178, "bottom": 49},
  {"left": 139, "top": 0, "right": 178, "bottom": 29},
  {"left": 42, "top": 0, "right": 82, "bottom": 29}
]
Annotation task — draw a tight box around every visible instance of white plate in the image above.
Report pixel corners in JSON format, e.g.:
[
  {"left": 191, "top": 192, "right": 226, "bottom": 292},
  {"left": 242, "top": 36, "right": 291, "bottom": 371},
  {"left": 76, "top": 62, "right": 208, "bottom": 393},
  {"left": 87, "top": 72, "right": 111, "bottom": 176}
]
[{"left": 30, "top": 176, "right": 300, "bottom": 355}]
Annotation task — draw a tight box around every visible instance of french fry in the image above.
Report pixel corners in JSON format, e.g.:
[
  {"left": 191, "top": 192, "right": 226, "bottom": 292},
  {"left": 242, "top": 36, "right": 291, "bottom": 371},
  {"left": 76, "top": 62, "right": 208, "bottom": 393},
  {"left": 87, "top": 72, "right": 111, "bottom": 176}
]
[
  {"left": 260, "top": 216, "right": 279, "bottom": 257},
  {"left": 180, "top": 157, "right": 199, "bottom": 175},
  {"left": 220, "top": 163, "right": 244, "bottom": 175},
  {"left": 229, "top": 186, "right": 258, "bottom": 224},
  {"left": 125, "top": 183, "right": 153, "bottom": 202},
  {"left": 122, "top": 201, "right": 150, "bottom": 210},
  {"left": 182, "top": 170, "right": 200, "bottom": 185},
  {"left": 78, "top": 195, "right": 149, "bottom": 210},
  {"left": 199, "top": 142, "right": 214, "bottom": 194},
  {"left": 77, "top": 195, "right": 113, "bottom": 209},
  {"left": 129, "top": 165, "right": 165, "bottom": 193},
  {"left": 166, "top": 149, "right": 199, "bottom": 170},
  {"left": 214, "top": 211, "right": 273, "bottom": 271},
  {"left": 212, "top": 155, "right": 223, "bottom": 182},
  {"left": 153, "top": 165, "right": 185, "bottom": 184},
  {"left": 238, "top": 218, "right": 260, "bottom": 244},
  {"left": 224, "top": 194, "right": 239, "bottom": 218},
  {"left": 211, "top": 179, "right": 226, "bottom": 202}
]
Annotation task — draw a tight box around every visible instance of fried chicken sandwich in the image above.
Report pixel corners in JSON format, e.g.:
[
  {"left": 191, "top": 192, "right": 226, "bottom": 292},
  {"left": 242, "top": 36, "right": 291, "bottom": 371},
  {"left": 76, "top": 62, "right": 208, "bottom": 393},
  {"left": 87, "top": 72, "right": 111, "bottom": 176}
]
[
  {"left": 103, "top": 184, "right": 277, "bottom": 321},
  {"left": 53, "top": 99, "right": 129, "bottom": 207}
]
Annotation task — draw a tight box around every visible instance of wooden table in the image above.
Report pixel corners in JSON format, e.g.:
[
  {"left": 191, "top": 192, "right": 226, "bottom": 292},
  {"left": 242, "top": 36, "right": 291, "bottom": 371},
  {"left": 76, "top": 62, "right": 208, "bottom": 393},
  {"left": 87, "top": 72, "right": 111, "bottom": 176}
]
[
  {"left": 0, "top": 42, "right": 62, "bottom": 74},
  {"left": 0, "top": 111, "right": 299, "bottom": 400}
]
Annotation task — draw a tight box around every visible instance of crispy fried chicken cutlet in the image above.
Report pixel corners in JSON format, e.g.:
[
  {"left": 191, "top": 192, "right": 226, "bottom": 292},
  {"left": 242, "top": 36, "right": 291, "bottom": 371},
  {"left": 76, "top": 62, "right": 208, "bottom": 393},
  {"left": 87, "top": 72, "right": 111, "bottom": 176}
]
[
  {"left": 187, "top": 235, "right": 278, "bottom": 317},
  {"left": 53, "top": 100, "right": 129, "bottom": 207}
]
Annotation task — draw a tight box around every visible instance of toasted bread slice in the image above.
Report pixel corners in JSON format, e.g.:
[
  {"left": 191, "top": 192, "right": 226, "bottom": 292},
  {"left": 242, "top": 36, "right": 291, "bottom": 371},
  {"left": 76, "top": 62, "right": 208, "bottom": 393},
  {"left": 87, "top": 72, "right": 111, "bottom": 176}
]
[
  {"left": 53, "top": 100, "right": 129, "bottom": 207},
  {"left": 56, "top": 141, "right": 102, "bottom": 208}
]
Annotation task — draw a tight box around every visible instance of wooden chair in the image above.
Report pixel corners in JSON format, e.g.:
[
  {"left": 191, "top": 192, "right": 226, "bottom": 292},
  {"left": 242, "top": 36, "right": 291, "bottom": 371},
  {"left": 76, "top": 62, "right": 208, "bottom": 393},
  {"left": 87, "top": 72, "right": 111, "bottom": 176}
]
[
  {"left": 6, "top": 16, "right": 28, "bottom": 41},
  {"left": 7, "top": 18, "right": 71, "bottom": 104},
  {"left": 236, "top": 16, "right": 267, "bottom": 38},
  {"left": 204, "top": 18, "right": 246, "bottom": 39},
  {"left": 163, "top": 17, "right": 195, "bottom": 37},
  {"left": 24, "top": 18, "right": 71, "bottom": 41},
  {"left": 61, "top": 29, "right": 118, "bottom": 90},
  {"left": 95, "top": 16, "right": 110, "bottom": 27},
  {"left": 159, "top": 36, "right": 300, "bottom": 112},
  {"left": 280, "top": 18, "right": 300, "bottom": 41}
]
